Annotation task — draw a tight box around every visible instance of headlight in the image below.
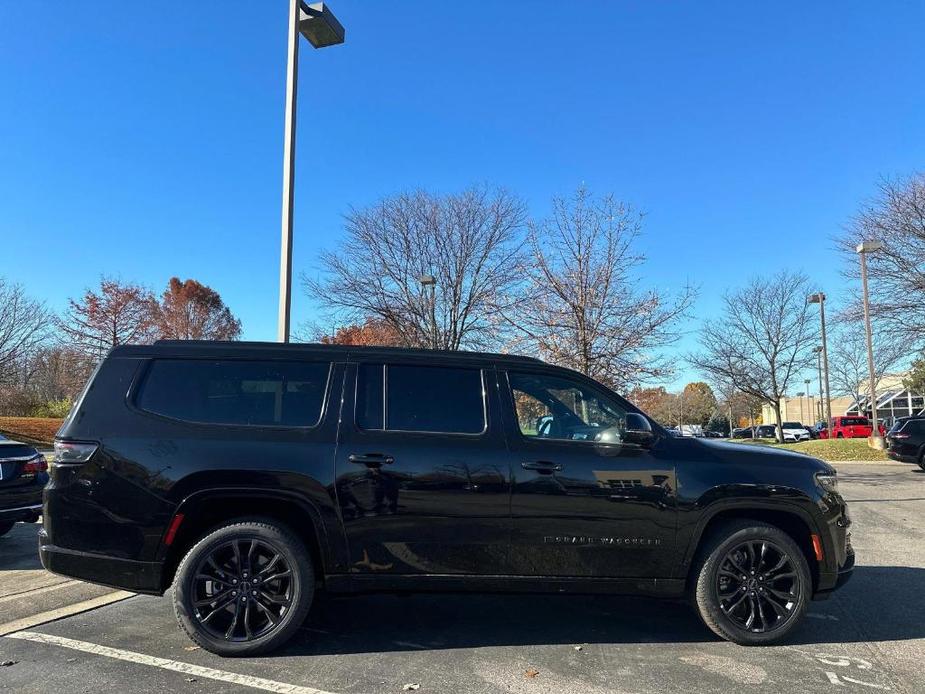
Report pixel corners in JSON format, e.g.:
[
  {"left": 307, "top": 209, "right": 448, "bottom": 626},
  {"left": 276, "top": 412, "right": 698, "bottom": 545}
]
[{"left": 816, "top": 472, "right": 838, "bottom": 494}]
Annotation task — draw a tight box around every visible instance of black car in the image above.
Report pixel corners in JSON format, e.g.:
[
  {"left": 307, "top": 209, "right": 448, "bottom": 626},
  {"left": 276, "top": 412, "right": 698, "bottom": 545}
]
[
  {"left": 731, "top": 426, "right": 754, "bottom": 439},
  {"left": 41, "top": 341, "right": 854, "bottom": 655},
  {"left": 0, "top": 436, "right": 47, "bottom": 537},
  {"left": 886, "top": 416, "right": 925, "bottom": 468},
  {"left": 755, "top": 424, "right": 777, "bottom": 439}
]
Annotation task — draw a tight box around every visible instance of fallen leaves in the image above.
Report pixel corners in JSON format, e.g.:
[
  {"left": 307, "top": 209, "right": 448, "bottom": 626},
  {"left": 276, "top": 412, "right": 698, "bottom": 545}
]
[
  {"left": 402, "top": 685, "right": 420, "bottom": 691},
  {"left": 524, "top": 669, "right": 539, "bottom": 678}
]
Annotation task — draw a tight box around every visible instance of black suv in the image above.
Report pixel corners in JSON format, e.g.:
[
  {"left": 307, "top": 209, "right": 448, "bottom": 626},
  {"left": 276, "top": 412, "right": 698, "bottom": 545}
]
[
  {"left": 1, "top": 436, "right": 47, "bottom": 537},
  {"left": 42, "top": 341, "right": 854, "bottom": 655},
  {"left": 886, "top": 415, "right": 925, "bottom": 468}
]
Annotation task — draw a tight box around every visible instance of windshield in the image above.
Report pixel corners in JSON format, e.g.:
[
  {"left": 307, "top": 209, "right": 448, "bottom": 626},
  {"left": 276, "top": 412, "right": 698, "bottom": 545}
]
[{"left": 782, "top": 422, "right": 803, "bottom": 429}]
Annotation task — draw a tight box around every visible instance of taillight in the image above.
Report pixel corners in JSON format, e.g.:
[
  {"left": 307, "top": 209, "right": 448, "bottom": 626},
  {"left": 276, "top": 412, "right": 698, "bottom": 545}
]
[
  {"left": 22, "top": 455, "right": 49, "bottom": 475},
  {"left": 52, "top": 440, "right": 99, "bottom": 466}
]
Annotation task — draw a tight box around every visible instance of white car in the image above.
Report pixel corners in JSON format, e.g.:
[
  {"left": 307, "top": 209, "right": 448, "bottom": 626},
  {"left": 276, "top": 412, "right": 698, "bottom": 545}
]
[{"left": 781, "top": 422, "right": 811, "bottom": 443}]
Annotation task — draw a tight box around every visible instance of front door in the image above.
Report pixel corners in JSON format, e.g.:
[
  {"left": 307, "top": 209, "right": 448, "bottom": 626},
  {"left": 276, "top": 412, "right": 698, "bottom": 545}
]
[
  {"left": 501, "top": 369, "right": 677, "bottom": 578},
  {"left": 333, "top": 360, "right": 511, "bottom": 577}
]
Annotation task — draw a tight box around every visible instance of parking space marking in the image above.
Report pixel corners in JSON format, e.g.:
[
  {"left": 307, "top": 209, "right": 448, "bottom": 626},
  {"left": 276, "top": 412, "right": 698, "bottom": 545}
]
[
  {"left": 5, "top": 631, "right": 337, "bottom": 694},
  {"left": 0, "top": 579, "right": 83, "bottom": 604},
  {"left": 0, "top": 591, "right": 134, "bottom": 636}
]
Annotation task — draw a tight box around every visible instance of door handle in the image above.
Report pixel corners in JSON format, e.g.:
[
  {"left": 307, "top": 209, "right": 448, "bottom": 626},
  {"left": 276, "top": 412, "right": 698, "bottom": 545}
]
[
  {"left": 521, "top": 460, "right": 561, "bottom": 473},
  {"left": 348, "top": 453, "right": 395, "bottom": 466}
]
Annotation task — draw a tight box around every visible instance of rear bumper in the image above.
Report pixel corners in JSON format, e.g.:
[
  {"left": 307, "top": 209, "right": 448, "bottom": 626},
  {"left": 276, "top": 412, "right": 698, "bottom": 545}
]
[
  {"left": 887, "top": 449, "right": 917, "bottom": 464},
  {"left": 39, "top": 529, "right": 164, "bottom": 595},
  {"left": 0, "top": 503, "right": 42, "bottom": 523}
]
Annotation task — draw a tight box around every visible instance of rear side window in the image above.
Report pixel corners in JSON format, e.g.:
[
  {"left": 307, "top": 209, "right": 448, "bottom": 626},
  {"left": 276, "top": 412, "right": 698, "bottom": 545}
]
[
  {"left": 0, "top": 444, "right": 38, "bottom": 460},
  {"left": 356, "top": 364, "right": 486, "bottom": 434},
  {"left": 138, "top": 359, "right": 330, "bottom": 427}
]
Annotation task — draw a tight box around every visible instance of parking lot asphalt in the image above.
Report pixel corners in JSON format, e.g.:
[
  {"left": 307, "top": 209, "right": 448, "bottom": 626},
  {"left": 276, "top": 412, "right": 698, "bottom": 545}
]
[{"left": 1, "top": 462, "right": 922, "bottom": 694}]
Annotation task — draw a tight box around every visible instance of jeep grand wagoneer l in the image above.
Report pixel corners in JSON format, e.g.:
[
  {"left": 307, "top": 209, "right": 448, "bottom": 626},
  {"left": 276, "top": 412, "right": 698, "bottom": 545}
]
[{"left": 41, "top": 341, "right": 854, "bottom": 655}]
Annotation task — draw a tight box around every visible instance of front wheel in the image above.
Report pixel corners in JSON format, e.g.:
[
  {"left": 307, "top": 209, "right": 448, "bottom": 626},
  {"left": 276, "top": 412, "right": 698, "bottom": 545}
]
[
  {"left": 692, "top": 521, "right": 811, "bottom": 645},
  {"left": 172, "top": 519, "right": 315, "bottom": 656}
]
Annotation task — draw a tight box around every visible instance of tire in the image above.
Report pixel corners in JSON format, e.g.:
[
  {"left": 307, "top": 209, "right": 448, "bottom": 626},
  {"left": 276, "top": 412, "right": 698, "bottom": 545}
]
[
  {"left": 836, "top": 433, "right": 844, "bottom": 439},
  {"left": 172, "top": 518, "right": 315, "bottom": 656},
  {"left": 918, "top": 449, "right": 925, "bottom": 472},
  {"left": 692, "top": 520, "right": 811, "bottom": 646},
  {"left": 0, "top": 521, "right": 15, "bottom": 537}
]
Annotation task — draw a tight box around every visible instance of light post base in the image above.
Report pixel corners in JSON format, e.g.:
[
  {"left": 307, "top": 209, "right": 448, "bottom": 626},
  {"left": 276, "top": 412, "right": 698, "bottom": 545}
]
[{"left": 868, "top": 435, "right": 886, "bottom": 450}]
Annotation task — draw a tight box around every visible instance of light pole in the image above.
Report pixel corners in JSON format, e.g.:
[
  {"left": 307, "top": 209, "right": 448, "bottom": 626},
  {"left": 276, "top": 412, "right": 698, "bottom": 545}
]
[
  {"left": 813, "top": 346, "right": 824, "bottom": 421},
  {"left": 857, "top": 240, "right": 885, "bottom": 447},
  {"left": 807, "top": 292, "right": 833, "bottom": 434},
  {"left": 278, "top": 1, "right": 346, "bottom": 343},
  {"left": 419, "top": 275, "right": 438, "bottom": 349},
  {"left": 804, "top": 379, "right": 812, "bottom": 423}
]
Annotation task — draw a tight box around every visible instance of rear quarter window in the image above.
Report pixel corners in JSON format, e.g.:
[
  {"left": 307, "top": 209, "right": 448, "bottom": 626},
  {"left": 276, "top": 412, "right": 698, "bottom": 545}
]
[{"left": 137, "top": 359, "right": 331, "bottom": 427}]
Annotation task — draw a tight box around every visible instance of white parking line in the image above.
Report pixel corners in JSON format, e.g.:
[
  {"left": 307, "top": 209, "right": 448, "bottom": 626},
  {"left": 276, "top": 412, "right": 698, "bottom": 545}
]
[{"left": 5, "top": 631, "right": 337, "bottom": 694}]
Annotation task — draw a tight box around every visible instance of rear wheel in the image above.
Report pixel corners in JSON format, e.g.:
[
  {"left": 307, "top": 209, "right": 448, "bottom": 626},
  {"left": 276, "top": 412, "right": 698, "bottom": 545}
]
[
  {"left": 692, "top": 521, "right": 811, "bottom": 645},
  {"left": 0, "top": 521, "right": 15, "bottom": 537},
  {"left": 172, "top": 519, "right": 314, "bottom": 656}
]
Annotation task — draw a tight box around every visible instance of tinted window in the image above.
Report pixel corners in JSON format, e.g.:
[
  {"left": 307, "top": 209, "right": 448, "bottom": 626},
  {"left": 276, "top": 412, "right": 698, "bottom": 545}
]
[
  {"left": 357, "top": 364, "right": 486, "bottom": 434},
  {"left": 509, "top": 372, "right": 628, "bottom": 443},
  {"left": 356, "top": 364, "right": 384, "bottom": 430},
  {"left": 139, "top": 360, "right": 330, "bottom": 427},
  {"left": 841, "top": 417, "right": 869, "bottom": 426}
]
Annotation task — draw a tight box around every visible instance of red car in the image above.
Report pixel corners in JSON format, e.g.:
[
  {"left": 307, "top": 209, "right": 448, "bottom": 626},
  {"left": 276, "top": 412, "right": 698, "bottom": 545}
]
[{"left": 820, "top": 416, "right": 874, "bottom": 439}]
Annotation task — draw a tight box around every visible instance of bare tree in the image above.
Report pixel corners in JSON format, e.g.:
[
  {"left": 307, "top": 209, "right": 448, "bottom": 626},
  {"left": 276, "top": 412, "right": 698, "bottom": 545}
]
[
  {"left": 305, "top": 187, "right": 526, "bottom": 351},
  {"left": 838, "top": 174, "right": 925, "bottom": 347},
  {"left": 509, "top": 187, "right": 696, "bottom": 390},
  {"left": 688, "top": 272, "right": 818, "bottom": 442},
  {"left": 828, "top": 324, "right": 906, "bottom": 409},
  {"left": 58, "top": 277, "right": 157, "bottom": 358},
  {"left": 0, "top": 278, "right": 51, "bottom": 384}
]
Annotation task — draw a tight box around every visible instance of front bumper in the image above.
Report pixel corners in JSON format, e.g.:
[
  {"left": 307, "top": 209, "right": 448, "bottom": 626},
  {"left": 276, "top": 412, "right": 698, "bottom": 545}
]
[{"left": 39, "top": 528, "right": 164, "bottom": 595}]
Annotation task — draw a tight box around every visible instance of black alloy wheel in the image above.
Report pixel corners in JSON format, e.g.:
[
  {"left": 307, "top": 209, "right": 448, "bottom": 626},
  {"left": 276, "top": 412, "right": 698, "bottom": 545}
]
[
  {"left": 191, "top": 538, "right": 294, "bottom": 642},
  {"left": 715, "top": 539, "right": 800, "bottom": 633},
  {"left": 173, "top": 519, "right": 314, "bottom": 656}
]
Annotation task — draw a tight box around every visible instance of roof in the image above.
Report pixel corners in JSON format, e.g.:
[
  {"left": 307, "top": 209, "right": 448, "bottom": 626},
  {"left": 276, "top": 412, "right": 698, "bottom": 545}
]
[{"left": 109, "top": 340, "right": 544, "bottom": 366}]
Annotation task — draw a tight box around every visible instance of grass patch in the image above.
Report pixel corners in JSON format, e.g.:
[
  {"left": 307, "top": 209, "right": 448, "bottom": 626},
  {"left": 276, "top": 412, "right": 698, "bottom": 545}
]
[
  {"left": 737, "top": 437, "right": 889, "bottom": 461},
  {"left": 0, "top": 417, "right": 64, "bottom": 446}
]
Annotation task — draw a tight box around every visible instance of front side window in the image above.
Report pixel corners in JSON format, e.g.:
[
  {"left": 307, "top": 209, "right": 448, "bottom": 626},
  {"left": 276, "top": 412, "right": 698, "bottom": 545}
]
[
  {"left": 138, "top": 359, "right": 330, "bottom": 427},
  {"left": 356, "top": 364, "right": 486, "bottom": 434},
  {"left": 508, "top": 371, "right": 628, "bottom": 443}
]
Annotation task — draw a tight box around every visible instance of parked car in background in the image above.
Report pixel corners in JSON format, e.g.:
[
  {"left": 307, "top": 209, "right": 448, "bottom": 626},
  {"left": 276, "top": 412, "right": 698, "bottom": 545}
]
[
  {"left": 731, "top": 426, "right": 754, "bottom": 439},
  {"left": 885, "top": 416, "right": 925, "bottom": 469},
  {"left": 755, "top": 424, "right": 777, "bottom": 439},
  {"left": 827, "top": 416, "right": 873, "bottom": 439},
  {"left": 781, "top": 422, "right": 811, "bottom": 443},
  {"left": 41, "top": 341, "right": 854, "bottom": 654},
  {"left": 0, "top": 438, "right": 47, "bottom": 537}
]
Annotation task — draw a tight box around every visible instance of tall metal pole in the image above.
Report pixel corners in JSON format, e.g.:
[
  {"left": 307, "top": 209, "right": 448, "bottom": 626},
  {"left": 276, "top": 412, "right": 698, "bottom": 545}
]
[
  {"left": 859, "top": 250, "right": 882, "bottom": 446},
  {"left": 277, "top": 0, "right": 301, "bottom": 343},
  {"left": 815, "top": 349, "right": 824, "bottom": 421},
  {"left": 818, "top": 297, "right": 833, "bottom": 432},
  {"left": 429, "top": 282, "right": 438, "bottom": 350}
]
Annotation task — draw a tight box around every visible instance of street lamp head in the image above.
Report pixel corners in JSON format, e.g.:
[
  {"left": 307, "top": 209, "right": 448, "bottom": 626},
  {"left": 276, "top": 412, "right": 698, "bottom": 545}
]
[
  {"left": 813, "top": 345, "right": 823, "bottom": 353},
  {"left": 419, "top": 274, "right": 436, "bottom": 287},
  {"left": 855, "top": 239, "right": 884, "bottom": 254},
  {"left": 807, "top": 292, "right": 825, "bottom": 304},
  {"left": 300, "top": 2, "right": 346, "bottom": 48}
]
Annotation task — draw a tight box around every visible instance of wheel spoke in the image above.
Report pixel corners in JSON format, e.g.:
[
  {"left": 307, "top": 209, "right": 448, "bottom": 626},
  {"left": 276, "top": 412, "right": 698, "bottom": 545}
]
[
  {"left": 768, "top": 571, "right": 796, "bottom": 582},
  {"left": 254, "top": 599, "right": 280, "bottom": 626},
  {"left": 757, "top": 542, "right": 768, "bottom": 572},
  {"left": 763, "top": 594, "right": 790, "bottom": 618},
  {"left": 225, "top": 599, "right": 243, "bottom": 640},
  {"left": 231, "top": 541, "right": 242, "bottom": 574},
  {"left": 259, "top": 590, "right": 291, "bottom": 606},
  {"left": 262, "top": 570, "right": 292, "bottom": 584},
  {"left": 200, "top": 593, "right": 236, "bottom": 623},
  {"left": 257, "top": 554, "right": 282, "bottom": 577},
  {"left": 727, "top": 552, "right": 748, "bottom": 575},
  {"left": 764, "top": 554, "right": 789, "bottom": 577},
  {"left": 194, "top": 590, "right": 231, "bottom": 607},
  {"left": 768, "top": 587, "right": 798, "bottom": 602},
  {"left": 755, "top": 594, "right": 769, "bottom": 630},
  {"left": 246, "top": 540, "right": 256, "bottom": 576},
  {"left": 243, "top": 600, "right": 252, "bottom": 640},
  {"left": 744, "top": 596, "right": 757, "bottom": 629},
  {"left": 206, "top": 556, "right": 227, "bottom": 579},
  {"left": 722, "top": 590, "right": 748, "bottom": 614}
]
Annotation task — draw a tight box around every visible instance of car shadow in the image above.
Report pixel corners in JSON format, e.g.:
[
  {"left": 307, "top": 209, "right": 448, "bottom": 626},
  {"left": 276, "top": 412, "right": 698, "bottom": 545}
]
[{"left": 272, "top": 565, "right": 924, "bottom": 656}]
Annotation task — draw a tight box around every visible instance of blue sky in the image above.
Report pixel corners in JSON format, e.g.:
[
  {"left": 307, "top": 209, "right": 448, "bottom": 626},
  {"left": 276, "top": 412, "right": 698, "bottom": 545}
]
[{"left": 2, "top": 1, "right": 923, "bottom": 390}]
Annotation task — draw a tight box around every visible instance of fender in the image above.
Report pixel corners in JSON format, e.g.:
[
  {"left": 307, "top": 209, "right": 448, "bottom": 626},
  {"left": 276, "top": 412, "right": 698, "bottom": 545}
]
[
  {"left": 156, "top": 486, "right": 349, "bottom": 574},
  {"left": 676, "top": 491, "right": 825, "bottom": 575}
]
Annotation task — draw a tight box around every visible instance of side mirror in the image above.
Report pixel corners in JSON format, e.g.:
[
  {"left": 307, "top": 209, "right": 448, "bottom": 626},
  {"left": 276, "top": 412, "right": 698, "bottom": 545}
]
[{"left": 623, "top": 412, "right": 655, "bottom": 447}]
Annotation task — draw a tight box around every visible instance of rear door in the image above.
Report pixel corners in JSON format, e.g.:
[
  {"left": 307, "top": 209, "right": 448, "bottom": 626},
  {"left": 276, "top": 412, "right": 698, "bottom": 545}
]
[{"left": 333, "top": 358, "right": 512, "bottom": 576}]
